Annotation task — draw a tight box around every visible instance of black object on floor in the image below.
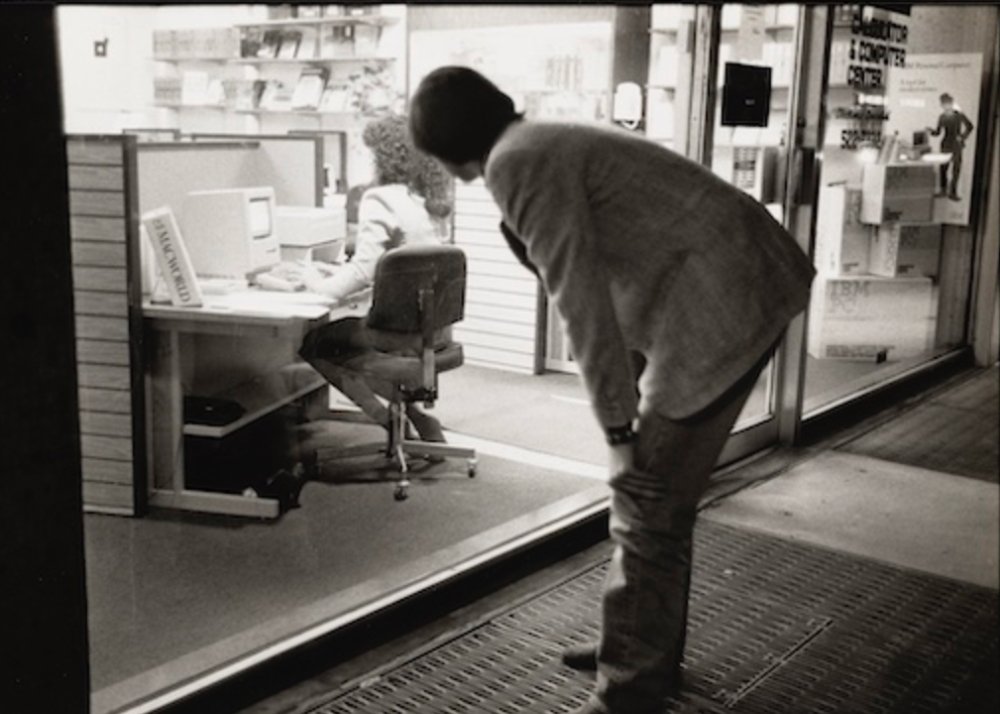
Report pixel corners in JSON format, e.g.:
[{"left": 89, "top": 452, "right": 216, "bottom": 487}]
[{"left": 307, "top": 520, "right": 998, "bottom": 714}]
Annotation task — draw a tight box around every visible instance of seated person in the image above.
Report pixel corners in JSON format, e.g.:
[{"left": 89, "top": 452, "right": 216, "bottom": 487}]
[{"left": 292, "top": 114, "right": 454, "bottom": 444}]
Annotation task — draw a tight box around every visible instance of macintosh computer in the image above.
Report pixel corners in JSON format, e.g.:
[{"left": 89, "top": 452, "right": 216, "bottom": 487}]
[{"left": 180, "top": 186, "right": 281, "bottom": 280}]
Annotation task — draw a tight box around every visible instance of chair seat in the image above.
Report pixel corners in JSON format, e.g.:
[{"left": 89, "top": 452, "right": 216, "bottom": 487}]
[{"left": 340, "top": 342, "right": 464, "bottom": 389}]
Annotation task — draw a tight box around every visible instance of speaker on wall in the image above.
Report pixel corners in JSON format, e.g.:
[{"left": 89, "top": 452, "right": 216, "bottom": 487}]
[{"left": 721, "top": 62, "right": 772, "bottom": 127}]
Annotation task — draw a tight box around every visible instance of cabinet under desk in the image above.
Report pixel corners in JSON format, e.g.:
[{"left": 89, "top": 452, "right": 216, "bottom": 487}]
[{"left": 142, "top": 290, "right": 370, "bottom": 518}]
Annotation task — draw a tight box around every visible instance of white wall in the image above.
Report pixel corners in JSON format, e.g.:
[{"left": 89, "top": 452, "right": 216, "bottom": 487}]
[
  {"left": 56, "top": 5, "right": 157, "bottom": 133},
  {"left": 56, "top": 5, "right": 262, "bottom": 134}
]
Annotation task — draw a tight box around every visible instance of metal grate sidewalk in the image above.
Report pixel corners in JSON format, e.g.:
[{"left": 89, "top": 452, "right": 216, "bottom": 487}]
[{"left": 310, "top": 520, "right": 998, "bottom": 714}]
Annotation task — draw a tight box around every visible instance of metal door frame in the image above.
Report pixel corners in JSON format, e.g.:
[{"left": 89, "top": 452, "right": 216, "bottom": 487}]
[{"left": 688, "top": 4, "right": 832, "bottom": 465}]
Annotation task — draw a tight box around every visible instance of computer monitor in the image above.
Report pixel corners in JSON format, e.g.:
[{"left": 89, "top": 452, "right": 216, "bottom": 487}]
[{"left": 180, "top": 187, "right": 281, "bottom": 279}]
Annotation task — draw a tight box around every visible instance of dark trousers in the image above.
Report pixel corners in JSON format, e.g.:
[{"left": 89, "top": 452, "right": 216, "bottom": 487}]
[{"left": 591, "top": 347, "right": 771, "bottom": 714}]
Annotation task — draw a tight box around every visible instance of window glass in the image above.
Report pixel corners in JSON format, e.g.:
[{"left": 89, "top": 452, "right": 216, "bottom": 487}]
[{"left": 803, "top": 4, "right": 986, "bottom": 414}]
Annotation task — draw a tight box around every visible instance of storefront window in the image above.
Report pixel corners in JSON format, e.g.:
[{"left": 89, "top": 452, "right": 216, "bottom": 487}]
[
  {"left": 803, "top": 4, "right": 989, "bottom": 414},
  {"left": 61, "top": 5, "right": 652, "bottom": 712},
  {"left": 58, "top": 5, "right": 996, "bottom": 712},
  {"left": 708, "top": 4, "right": 802, "bottom": 433}
]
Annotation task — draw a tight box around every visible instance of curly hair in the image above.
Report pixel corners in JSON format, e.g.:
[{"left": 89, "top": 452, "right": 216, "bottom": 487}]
[{"left": 362, "top": 114, "right": 453, "bottom": 220}]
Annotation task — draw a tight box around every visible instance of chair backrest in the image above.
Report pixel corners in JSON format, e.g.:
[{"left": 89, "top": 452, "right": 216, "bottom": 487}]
[{"left": 366, "top": 244, "right": 466, "bottom": 334}]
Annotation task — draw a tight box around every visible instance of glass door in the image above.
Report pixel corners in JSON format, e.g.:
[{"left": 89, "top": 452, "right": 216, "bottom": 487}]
[{"left": 697, "top": 4, "right": 823, "bottom": 462}]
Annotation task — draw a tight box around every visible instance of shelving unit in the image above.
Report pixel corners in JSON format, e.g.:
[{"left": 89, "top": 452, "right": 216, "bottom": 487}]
[
  {"left": 230, "top": 56, "right": 395, "bottom": 65},
  {"left": 644, "top": 5, "right": 694, "bottom": 149},
  {"left": 150, "top": 8, "right": 406, "bottom": 170},
  {"left": 232, "top": 15, "right": 397, "bottom": 29}
]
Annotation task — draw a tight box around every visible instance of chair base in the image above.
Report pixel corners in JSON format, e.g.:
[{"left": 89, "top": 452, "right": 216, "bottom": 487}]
[
  {"left": 316, "top": 439, "right": 477, "bottom": 500},
  {"left": 313, "top": 400, "right": 477, "bottom": 500}
]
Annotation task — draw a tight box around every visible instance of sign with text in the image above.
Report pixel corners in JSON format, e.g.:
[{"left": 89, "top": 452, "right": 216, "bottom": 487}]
[{"left": 886, "top": 53, "right": 983, "bottom": 225}]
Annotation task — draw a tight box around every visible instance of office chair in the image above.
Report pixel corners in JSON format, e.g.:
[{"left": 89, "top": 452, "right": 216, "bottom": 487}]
[{"left": 314, "top": 244, "right": 477, "bottom": 500}]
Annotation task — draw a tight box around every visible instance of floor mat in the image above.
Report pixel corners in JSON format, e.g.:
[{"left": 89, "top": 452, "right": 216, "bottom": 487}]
[
  {"left": 305, "top": 520, "right": 999, "bottom": 714},
  {"left": 838, "top": 366, "right": 999, "bottom": 483}
]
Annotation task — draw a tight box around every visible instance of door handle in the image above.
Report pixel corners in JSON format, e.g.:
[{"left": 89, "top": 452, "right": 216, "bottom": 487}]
[{"left": 790, "top": 147, "right": 817, "bottom": 205}]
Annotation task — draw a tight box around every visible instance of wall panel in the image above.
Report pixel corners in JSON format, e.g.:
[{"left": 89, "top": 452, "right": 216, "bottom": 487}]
[
  {"left": 453, "top": 181, "right": 541, "bottom": 373},
  {"left": 68, "top": 135, "right": 145, "bottom": 515}
]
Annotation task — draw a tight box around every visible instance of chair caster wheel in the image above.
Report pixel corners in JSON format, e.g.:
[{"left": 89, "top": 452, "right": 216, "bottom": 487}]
[
  {"left": 467, "top": 459, "right": 477, "bottom": 478},
  {"left": 394, "top": 485, "right": 409, "bottom": 501}
]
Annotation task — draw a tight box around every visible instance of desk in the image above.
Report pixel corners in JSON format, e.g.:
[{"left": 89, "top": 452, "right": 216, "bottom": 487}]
[{"left": 144, "top": 288, "right": 371, "bottom": 518}]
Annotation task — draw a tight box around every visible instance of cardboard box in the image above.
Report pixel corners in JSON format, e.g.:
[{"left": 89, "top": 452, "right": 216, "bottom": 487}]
[
  {"left": 861, "top": 163, "right": 936, "bottom": 224},
  {"left": 807, "top": 274, "right": 937, "bottom": 360},
  {"left": 815, "top": 184, "right": 871, "bottom": 275},
  {"left": 869, "top": 224, "right": 941, "bottom": 278}
]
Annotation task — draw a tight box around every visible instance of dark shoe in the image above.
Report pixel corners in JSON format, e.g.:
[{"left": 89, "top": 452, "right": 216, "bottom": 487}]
[
  {"left": 949, "top": 193, "right": 961, "bottom": 201},
  {"left": 405, "top": 407, "right": 446, "bottom": 442},
  {"left": 562, "top": 642, "right": 597, "bottom": 671},
  {"left": 405, "top": 407, "right": 447, "bottom": 463}
]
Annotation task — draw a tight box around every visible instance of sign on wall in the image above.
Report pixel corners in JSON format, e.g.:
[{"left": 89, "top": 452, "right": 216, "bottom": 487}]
[{"left": 886, "top": 53, "right": 983, "bottom": 226}]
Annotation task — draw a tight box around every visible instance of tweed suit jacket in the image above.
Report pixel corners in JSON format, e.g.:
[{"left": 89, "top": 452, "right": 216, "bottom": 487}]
[{"left": 484, "top": 120, "right": 815, "bottom": 427}]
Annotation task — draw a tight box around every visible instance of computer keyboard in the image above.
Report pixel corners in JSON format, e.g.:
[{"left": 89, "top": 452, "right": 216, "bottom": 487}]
[
  {"left": 256, "top": 272, "right": 304, "bottom": 292},
  {"left": 199, "top": 277, "right": 249, "bottom": 295}
]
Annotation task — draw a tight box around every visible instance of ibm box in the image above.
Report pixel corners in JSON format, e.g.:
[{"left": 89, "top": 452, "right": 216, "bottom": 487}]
[
  {"left": 815, "top": 184, "right": 871, "bottom": 275},
  {"left": 869, "top": 224, "right": 942, "bottom": 278},
  {"left": 808, "top": 274, "right": 937, "bottom": 360},
  {"left": 861, "top": 163, "right": 936, "bottom": 224}
]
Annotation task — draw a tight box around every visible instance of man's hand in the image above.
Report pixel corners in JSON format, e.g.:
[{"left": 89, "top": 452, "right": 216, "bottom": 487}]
[{"left": 608, "top": 442, "right": 634, "bottom": 478}]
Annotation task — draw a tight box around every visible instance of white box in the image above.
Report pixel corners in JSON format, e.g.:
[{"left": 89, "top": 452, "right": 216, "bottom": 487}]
[
  {"left": 861, "top": 162, "right": 936, "bottom": 224},
  {"left": 808, "top": 275, "right": 938, "bottom": 360},
  {"left": 279, "top": 241, "right": 343, "bottom": 263},
  {"left": 815, "top": 184, "right": 871, "bottom": 275},
  {"left": 869, "top": 224, "right": 942, "bottom": 278},
  {"left": 275, "top": 205, "right": 346, "bottom": 246}
]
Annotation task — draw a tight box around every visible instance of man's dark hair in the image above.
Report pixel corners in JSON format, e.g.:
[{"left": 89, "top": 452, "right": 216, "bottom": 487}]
[{"left": 410, "top": 66, "right": 522, "bottom": 165}]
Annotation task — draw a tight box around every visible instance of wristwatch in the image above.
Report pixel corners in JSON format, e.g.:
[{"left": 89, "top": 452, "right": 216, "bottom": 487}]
[{"left": 605, "top": 423, "right": 637, "bottom": 446}]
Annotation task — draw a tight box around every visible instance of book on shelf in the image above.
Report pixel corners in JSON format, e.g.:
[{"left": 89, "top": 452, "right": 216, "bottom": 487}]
[
  {"left": 260, "top": 80, "right": 295, "bottom": 112},
  {"left": 297, "top": 5, "right": 323, "bottom": 19},
  {"left": 345, "top": 3, "right": 381, "bottom": 16},
  {"left": 154, "top": 77, "right": 182, "bottom": 105},
  {"left": 319, "top": 83, "right": 350, "bottom": 113},
  {"left": 291, "top": 67, "right": 329, "bottom": 110},
  {"left": 353, "top": 25, "right": 379, "bottom": 56},
  {"left": 297, "top": 26, "right": 319, "bottom": 59},
  {"left": 153, "top": 30, "right": 175, "bottom": 58},
  {"left": 257, "top": 29, "right": 282, "bottom": 58},
  {"left": 233, "top": 79, "right": 267, "bottom": 110},
  {"left": 141, "top": 207, "right": 204, "bottom": 308},
  {"left": 277, "top": 30, "right": 303, "bottom": 59},
  {"left": 205, "top": 77, "right": 226, "bottom": 106},
  {"left": 320, "top": 25, "right": 355, "bottom": 59}
]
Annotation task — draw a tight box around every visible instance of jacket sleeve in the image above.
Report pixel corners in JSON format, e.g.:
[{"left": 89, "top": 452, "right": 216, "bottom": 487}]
[
  {"left": 960, "top": 112, "right": 974, "bottom": 139},
  {"left": 315, "top": 190, "right": 397, "bottom": 300},
  {"left": 498, "top": 221, "right": 540, "bottom": 278},
  {"left": 487, "top": 148, "right": 639, "bottom": 429}
]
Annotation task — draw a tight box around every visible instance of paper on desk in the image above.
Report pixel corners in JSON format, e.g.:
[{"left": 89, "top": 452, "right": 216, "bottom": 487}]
[{"left": 203, "top": 290, "right": 334, "bottom": 318}]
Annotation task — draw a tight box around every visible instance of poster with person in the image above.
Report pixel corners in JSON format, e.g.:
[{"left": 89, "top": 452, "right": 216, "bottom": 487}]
[{"left": 886, "top": 53, "right": 982, "bottom": 226}]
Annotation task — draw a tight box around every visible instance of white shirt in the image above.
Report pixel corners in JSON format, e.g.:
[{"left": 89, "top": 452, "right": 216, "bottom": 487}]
[{"left": 316, "top": 184, "right": 442, "bottom": 301}]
